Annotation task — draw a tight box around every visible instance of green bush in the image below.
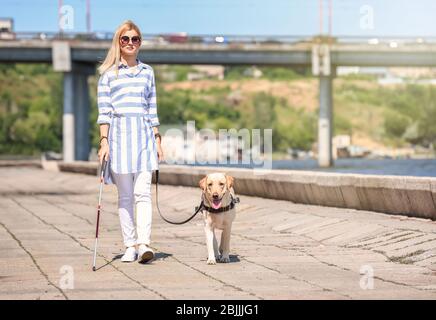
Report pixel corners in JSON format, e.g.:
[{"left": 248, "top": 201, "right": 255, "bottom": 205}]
[
  {"left": 384, "top": 110, "right": 411, "bottom": 138},
  {"left": 0, "top": 64, "right": 62, "bottom": 155},
  {"left": 334, "top": 113, "right": 352, "bottom": 135}
]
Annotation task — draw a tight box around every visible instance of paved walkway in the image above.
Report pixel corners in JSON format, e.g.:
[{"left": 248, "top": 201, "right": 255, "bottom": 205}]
[{"left": 1, "top": 167, "right": 436, "bottom": 299}]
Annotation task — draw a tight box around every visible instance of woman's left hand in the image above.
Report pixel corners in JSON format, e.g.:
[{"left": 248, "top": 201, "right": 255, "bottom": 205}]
[{"left": 157, "top": 143, "right": 164, "bottom": 162}]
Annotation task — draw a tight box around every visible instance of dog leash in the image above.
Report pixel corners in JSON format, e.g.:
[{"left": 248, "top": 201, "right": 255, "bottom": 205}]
[{"left": 154, "top": 170, "right": 205, "bottom": 225}]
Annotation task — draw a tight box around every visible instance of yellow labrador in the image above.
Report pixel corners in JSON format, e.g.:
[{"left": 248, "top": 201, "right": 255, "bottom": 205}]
[{"left": 199, "top": 173, "right": 238, "bottom": 265}]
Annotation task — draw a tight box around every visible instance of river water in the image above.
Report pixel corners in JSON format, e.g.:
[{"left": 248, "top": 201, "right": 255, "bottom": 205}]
[
  {"left": 273, "top": 158, "right": 436, "bottom": 177},
  {"left": 189, "top": 158, "right": 436, "bottom": 178}
]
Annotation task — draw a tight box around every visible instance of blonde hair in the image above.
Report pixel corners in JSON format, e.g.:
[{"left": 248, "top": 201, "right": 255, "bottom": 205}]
[{"left": 98, "top": 20, "right": 142, "bottom": 76}]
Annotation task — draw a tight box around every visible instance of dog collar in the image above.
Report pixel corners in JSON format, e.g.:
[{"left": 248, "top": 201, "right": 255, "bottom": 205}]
[{"left": 200, "top": 195, "right": 240, "bottom": 214}]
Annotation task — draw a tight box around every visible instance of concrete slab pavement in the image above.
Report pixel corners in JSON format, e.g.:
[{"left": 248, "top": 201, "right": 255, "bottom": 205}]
[{"left": 0, "top": 167, "right": 435, "bottom": 299}]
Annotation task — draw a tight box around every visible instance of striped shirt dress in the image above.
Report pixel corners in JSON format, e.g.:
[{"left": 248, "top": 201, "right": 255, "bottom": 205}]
[{"left": 97, "top": 60, "right": 160, "bottom": 185}]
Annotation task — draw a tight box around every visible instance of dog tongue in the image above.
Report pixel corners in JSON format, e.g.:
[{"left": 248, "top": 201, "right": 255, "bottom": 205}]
[{"left": 212, "top": 199, "right": 221, "bottom": 209}]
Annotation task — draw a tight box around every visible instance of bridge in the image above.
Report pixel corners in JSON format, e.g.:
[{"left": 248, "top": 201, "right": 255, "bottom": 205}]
[{"left": 2, "top": 34, "right": 436, "bottom": 166}]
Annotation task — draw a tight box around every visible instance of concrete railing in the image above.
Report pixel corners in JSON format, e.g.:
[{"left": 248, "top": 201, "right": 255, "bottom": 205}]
[{"left": 56, "top": 161, "right": 436, "bottom": 221}]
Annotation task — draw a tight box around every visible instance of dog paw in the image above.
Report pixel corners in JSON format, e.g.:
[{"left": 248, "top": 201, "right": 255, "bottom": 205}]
[
  {"left": 218, "top": 255, "right": 230, "bottom": 263},
  {"left": 207, "top": 258, "right": 216, "bottom": 265}
]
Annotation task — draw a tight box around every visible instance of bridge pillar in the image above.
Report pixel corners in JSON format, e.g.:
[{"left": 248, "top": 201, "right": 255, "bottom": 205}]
[
  {"left": 63, "top": 72, "right": 75, "bottom": 162},
  {"left": 318, "top": 74, "right": 334, "bottom": 167},
  {"left": 53, "top": 42, "right": 95, "bottom": 161},
  {"left": 62, "top": 63, "right": 95, "bottom": 162},
  {"left": 312, "top": 43, "right": 334, "bottom": 167}
]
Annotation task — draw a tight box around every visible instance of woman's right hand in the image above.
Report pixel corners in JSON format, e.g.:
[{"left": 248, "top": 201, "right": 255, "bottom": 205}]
[{"left": 98, "top": 140, "right": 109, "bottom": 163}]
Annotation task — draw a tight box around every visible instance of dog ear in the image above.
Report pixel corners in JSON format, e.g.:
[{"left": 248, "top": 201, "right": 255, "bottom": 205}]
[
  {"left": 199, "top": 176, "right": 207, "bottom": 191},
  {"left": 226, "top": 175, "right": 234, "bottom": 189}
]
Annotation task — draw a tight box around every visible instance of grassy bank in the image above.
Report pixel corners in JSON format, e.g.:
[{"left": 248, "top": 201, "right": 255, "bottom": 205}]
[{"left": 1, "top": 64, "right": 435, "bottom": 156}]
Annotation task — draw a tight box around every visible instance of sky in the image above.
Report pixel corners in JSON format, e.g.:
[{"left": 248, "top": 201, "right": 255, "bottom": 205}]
[{"left": 1, "top": 0, "right": 436, "bottom": 37}]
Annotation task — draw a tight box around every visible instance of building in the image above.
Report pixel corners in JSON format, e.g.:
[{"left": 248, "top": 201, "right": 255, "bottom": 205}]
[
  {"left": 0, "top": 18, "right": 15, "bottom": 40},
  {"left": 160, "top": 124, "right": 244, "bottom": 164}
]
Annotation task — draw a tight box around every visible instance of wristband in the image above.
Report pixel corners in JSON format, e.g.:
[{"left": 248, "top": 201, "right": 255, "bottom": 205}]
[
  {"left": 154, "top": 133, "right": 162, "bottom": 141},
  {"left": 99, "top": 136, "right": 108, "bottom": 144}
]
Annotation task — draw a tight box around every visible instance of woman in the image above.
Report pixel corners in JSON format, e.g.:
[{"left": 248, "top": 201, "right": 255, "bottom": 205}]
[{"left": 97, "top": 20, "right": 164, "bottom": 263}]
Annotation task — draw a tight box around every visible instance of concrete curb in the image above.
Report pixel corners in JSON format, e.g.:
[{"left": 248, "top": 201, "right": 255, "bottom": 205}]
[
  {"left": 57, "top": 161, "right": 99, "bottom": 175},
  {"left": 0, "top": 160, "right": 42, "bottom": 168},
  {"left": 56, "top": 161, "right": 436, "bottom": 220}
]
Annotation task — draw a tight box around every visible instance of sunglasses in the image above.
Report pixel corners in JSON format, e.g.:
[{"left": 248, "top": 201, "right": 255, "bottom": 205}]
[{"left": 120, "top": 35, "right": 141, "bottom": 45}]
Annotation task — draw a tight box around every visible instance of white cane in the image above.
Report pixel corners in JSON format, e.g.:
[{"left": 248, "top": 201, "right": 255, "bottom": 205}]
[{"left": 92, "top": 159, "right": 107, "bottom": 272}]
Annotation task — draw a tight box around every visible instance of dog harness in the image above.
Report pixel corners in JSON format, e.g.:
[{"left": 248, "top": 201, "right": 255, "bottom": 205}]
[
  {"left": 154, "top": 170, "right": 240, "bottom": 225},
  {"left": 198, "top": 194, "right": 240, "bottom": 214}
]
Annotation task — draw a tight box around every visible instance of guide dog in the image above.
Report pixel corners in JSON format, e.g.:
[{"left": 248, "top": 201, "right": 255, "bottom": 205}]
[{"left": 198, "top": 173, "right": 238, "bottom": 265}]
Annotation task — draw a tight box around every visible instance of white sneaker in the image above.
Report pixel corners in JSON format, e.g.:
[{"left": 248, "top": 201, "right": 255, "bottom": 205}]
[
  {"left": 138, "top": 244, "right": 154, "bottom": 263},
  {"left": 120, "top": 247, "right": 137, "bottom": 262}
]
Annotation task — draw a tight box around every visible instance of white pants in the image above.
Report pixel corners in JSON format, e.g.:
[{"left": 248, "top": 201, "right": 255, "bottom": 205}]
[{"left": 112, "top": 170, "right": 153, "bottom": 248}]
